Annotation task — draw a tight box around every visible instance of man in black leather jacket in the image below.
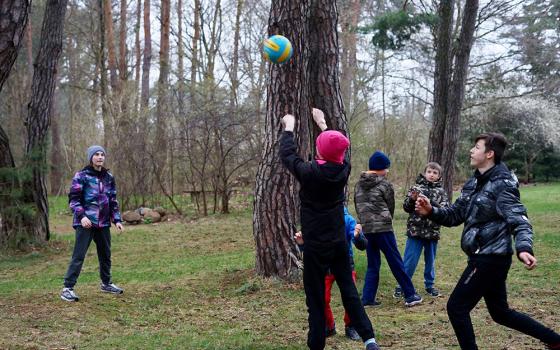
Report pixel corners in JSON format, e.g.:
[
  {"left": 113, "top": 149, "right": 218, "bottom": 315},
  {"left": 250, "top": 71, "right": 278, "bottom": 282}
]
[{"left": 416, "top": 132, "right": 560, "bottom": 350}]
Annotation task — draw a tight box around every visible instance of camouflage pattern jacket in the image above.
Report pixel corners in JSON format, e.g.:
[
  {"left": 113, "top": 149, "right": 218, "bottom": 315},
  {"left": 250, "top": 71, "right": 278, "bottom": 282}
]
[
  {"left": 354, "top": 172, "right": 395, "bottom": 234},
  {"left": 403, "top": 174, "right": 449, "bottom": 240}
]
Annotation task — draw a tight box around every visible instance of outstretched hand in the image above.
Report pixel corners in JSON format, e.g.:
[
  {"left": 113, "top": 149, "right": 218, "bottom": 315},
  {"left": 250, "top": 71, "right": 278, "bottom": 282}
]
[
  {"left": 294, "top": 231, "right": 304, "bottom": 245},
  {"left": 282, "top": 114, "right": 296, "bottom": 132},
  {"left": 518, "top": 252, "right": 537, "bottom": 270},
  {"left": 312, "top": 108, "right": 327, "bottom": 131},
  {"left": 415, "top": 194, "right": 432, "bottom": 216}
]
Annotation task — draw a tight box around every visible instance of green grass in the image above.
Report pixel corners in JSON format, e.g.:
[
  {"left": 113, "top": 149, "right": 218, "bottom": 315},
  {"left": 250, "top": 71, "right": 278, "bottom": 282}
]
[{"left": 1, "top": 184, "right": 560, "bottom": 349}]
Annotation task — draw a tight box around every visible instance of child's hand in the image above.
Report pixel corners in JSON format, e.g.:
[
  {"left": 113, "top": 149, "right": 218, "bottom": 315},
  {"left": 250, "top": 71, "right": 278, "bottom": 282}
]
[
  {"left": 409, "top": 188, "right": 420, "bottom": 201},
  {"left": 282, "top": 114, "right": 296, "bottom": 132},
  {"left": 294, "top": 231, "right": 304, "bottom": 245},
  {"left": 354, "top": 224, "right": 362, "bottom": 238},
  {"left": 415, "top": 194, "right": 432, "bottom": 216},
  {"left": 312, "top": 108, "right": 327, "bottom": 131}
]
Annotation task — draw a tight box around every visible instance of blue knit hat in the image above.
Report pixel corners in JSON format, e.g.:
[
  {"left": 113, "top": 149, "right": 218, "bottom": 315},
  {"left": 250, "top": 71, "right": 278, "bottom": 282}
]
[
  {"left": 87, "top": 145, "right": 106, "bottom": 163},
  {"left": 369, "top": 150, "right": 390, "bottom": 170}
]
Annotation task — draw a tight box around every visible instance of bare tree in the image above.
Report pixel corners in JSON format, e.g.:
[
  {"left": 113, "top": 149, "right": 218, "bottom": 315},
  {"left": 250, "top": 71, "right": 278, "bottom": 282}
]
[{"left": 428, "top": 0, "right": 479, "bottom": 199}]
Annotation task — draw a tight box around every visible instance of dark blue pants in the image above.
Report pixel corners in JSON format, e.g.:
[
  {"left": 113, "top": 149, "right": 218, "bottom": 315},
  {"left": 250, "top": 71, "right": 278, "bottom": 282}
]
[
  {"left": 402, "top": 236, "right": 438, "bottom": 289},
  {"left": 64, "top": 226, "right": 112, "bottom": 288},
  {"left": 362, "top": 231, "right": 416, "bottom": 303}
]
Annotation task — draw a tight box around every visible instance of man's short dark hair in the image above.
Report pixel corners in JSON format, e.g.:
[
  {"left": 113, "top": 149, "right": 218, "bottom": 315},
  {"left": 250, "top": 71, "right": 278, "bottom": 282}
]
[{"left": 475, "top": 132, "right": 507, "bottom": 164}]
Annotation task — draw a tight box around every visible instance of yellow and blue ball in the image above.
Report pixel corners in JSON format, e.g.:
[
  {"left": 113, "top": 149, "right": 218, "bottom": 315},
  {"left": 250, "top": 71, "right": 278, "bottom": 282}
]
[{"left": 263, "top": 35, "right": 293, "bottom": 64}]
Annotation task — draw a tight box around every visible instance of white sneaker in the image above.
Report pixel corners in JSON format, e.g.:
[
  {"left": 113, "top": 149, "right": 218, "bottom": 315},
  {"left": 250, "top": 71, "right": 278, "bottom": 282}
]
[{"left": 60, "top": 287, "right": 79, "bottom": 302}]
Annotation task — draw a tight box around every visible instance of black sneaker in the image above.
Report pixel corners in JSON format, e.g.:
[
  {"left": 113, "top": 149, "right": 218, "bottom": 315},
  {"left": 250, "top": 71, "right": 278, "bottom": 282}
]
[
  {"left": 345, "top": 326, "right": 361, "bottom": 341},
  {"left": 426, "top": 287, "right": 441, "bottom": 297},
  {"left": 393, "top": 287, "right": 403, "bottom": 298},
  {"left": 100, "top": 282, "right": 124, "bottom": 294},
  {"left": 60, "top": 287, "right": 79, "bottom": 302},
  {"left": 404, "top": 293, "right": 422, "bottom": 307},
  {"left": 325, "top": 327, "right": 336, "bottom": 337},
  {"left": 366, "top": 341, "right": 381, "bottom": 350},
  {"left": 363, "top": 300, "right": 381, "bottom": 307}
]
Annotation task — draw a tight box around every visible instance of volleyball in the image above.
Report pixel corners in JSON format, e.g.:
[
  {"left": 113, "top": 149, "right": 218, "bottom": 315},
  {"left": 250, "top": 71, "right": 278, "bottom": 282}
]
[{"left": 263, "top": 35, "right": 293, "bottom": 64}]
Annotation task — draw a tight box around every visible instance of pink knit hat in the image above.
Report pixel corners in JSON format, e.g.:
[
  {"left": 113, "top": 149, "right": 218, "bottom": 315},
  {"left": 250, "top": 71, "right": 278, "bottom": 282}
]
[{"left": 315, "top": 130, "right": 350, "bottom": 164}]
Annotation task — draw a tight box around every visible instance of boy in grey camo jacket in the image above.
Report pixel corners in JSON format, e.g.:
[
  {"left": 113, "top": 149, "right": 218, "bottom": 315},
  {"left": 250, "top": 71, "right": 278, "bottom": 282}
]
[{"left": 395, "top": 162, "right": 449, "bottom": 299}]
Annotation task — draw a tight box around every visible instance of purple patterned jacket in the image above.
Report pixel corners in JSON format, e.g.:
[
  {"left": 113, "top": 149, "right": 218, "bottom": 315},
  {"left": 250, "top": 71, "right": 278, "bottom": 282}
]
[{"left": 68, "top": 166, "right": 122, "bottom": 228}]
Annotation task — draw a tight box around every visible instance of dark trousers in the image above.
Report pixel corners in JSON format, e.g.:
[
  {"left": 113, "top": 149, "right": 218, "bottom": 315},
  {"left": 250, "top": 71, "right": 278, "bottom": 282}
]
[
  {"left": 362, "top": 232, "right": 416, "bottom": 303},
  {"left": 64, "top": 226, "right": 112, "bottom": 288},
  {"left": 303, "top": 242, "right": 375, "bottom": 350},
  {"left": 447, "top": 259, "right": 560, "bottom": 349}
]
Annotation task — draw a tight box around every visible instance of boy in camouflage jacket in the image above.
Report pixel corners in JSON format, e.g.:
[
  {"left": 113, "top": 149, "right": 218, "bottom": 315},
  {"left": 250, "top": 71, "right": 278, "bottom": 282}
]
[
  {"left": 354, "top": 151, "right": 422, "bottom": 307},
  {"left": 394, "top": 162, "right": 449, "bottom": 299}
]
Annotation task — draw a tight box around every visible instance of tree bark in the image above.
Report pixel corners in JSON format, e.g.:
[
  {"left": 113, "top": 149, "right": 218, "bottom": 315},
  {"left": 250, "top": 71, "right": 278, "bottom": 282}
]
[
  {"left": 118, "top": 0, "right": 127, "bottom": 82},
  {"left": 103, "top": 0, "right": 119, "bottom": 92},
  {"left": 0, "top": 0, "right": 30, "bottom": 247},
  {"left": 254, "top": 0, "right": 347, "bottom": 278},
  {"left": 23, "top": 0, "right": 69, "bottom": 244},
  {"left": 140, "top": 0, "right": 151, "bottom": 108},
  {"left": 154, "top": 0, "right": 170, "bottom": 180},
  {"left": 441, "top": 0, "right": 479, "bottom": 199},
  {"left": 428, "top": 0, "right": 454, "bottom": 163},
  {"left": 190, "top": 0, "right": 200, "bottom": 99},
  {"left": 339, "top": 0, "right": 360, "bottom": 114}
]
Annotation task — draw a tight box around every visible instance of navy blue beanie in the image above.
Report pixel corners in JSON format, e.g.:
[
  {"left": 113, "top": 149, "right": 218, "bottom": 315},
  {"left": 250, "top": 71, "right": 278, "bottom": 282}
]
[
  {"left": 87, "top": 145, "right": 106, "bottom": 163},
  {"left": 369, "top": 151, "right": 391, "bottom": 170}
]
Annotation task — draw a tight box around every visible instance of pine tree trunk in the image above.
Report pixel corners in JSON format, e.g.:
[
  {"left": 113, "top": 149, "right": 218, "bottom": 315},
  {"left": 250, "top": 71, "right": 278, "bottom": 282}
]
[
  {"left": 118, "top": 0, "right": 127, "bottom": 82},
  {"left": 441, "top": 0, "right": 479, "bottom": 200},
  {"left": 428, "top": 0, "right": 454, "bottom": 163},
  {"left": 254, "top": 0, "right": 347, "bottom": 278},
  {"left": 154, "top": 0, "right": 170, "bottom": 183},
  {"left": 104, "top": 0, "right": 119, "bottom": 92},
  {"left": 23, "top": 0, "right": 68, "bottom": 244},
  {"left": 140, "top": 0, "right": 151, "bottom": 108}
]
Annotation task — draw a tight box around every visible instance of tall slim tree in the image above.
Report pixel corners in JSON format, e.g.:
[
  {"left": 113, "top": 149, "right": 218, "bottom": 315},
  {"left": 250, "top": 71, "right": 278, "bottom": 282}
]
[
  {"left": 253, "top": 0, "right": 347, "bottom": 278},
  {"left": 140, "top": 0, "right": 151, "bottom": 108},
  {"left": 428, "top": 0, "right": 479, "bottom": 199}
]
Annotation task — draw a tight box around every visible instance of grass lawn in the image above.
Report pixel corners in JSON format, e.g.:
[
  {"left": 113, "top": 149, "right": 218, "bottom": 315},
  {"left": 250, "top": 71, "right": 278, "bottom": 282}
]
[{"left": 1, "top": 184, "right": 559, "bottom": 349}]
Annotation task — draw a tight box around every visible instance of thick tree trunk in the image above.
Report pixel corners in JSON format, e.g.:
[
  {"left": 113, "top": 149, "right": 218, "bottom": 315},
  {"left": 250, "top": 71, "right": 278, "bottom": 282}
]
[
  {"left": 253, "top": 0, "right": 309, "bottom": 278},
  {"left": 428, "top": 0, "right": 454, "bottom": 163},
  {"left": 254, "top": 0, "right": 347, "bottom": 278},
  {"left": 441, "top": 0, "right": 479, "bottom": 199},
  {"left": 0, "top": 0, "right": 30, "bottom": 91},
  {"left": 23, "top": 0, "right": 68, "bottom": 244},
  {"left": 0, "top": 0, "right": 30, "bottom": 247}
]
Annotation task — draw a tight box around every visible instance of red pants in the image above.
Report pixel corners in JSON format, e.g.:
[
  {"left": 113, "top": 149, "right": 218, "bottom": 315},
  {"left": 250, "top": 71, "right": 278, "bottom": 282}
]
[{"left": 324, "top": 270, "right": 357, "bottom": 330}]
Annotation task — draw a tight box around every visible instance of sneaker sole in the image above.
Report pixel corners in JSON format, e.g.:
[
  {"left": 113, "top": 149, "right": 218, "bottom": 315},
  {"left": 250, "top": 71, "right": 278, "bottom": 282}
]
[
  {"left": 101, "top": 289, "right": 124, "bottom": 294},
  {"left": 60, "top": 295, "right": 78, "bottom": 302},
  {"left": 405, "top": 299, "right": 423, "bottom": 307}
]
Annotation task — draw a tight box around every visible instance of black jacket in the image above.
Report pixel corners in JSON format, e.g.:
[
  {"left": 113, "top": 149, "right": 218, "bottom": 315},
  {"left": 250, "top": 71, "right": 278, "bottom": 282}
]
[
  {"left": 279, "top": 131, "right": 349, "bottom": 248},
  {"left": 430, "top": 163, "right": 533, "bottom": 259}
]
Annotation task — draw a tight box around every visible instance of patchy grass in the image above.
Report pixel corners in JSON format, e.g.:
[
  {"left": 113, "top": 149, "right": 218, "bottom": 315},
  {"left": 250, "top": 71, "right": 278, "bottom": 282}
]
[{"left": 1, "top": 184, "right": 560, "bottom": 349}]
